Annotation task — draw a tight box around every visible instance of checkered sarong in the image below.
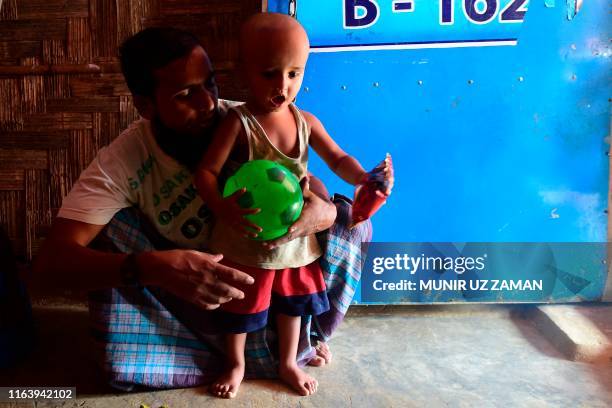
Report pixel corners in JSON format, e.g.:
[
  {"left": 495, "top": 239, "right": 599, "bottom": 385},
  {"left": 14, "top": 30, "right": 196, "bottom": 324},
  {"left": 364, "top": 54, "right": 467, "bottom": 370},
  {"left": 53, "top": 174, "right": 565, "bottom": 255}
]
[{"left": 88, "top": 195, "right": 371, "bottom": 390}]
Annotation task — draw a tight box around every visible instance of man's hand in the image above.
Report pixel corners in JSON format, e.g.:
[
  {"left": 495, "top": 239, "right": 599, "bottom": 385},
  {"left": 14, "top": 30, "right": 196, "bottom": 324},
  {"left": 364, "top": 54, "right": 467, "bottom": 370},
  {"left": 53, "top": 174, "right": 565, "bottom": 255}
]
[
  {"left": 138, "top": 249, "right": 254, "bottom": 310},
  {"left": 262, "top": 181, "right": 336, "bottom": 250},
  {"left": 33, "top": 218, "right": 255, "bottom": 311}
]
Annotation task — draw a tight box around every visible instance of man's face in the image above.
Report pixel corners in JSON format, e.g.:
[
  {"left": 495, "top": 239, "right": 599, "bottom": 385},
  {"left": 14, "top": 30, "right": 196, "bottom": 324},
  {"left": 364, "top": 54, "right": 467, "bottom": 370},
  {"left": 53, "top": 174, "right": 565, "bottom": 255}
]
[{"left": 151, "top": 46, "right": 219, "bottom": 137}]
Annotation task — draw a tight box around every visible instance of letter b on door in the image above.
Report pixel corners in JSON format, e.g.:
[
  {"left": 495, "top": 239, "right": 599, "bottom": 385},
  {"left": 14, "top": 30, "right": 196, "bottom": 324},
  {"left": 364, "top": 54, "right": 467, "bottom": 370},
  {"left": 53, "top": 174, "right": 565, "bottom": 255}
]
[{"left": 344, "top": 0, "right": 380, "bottom": 28}]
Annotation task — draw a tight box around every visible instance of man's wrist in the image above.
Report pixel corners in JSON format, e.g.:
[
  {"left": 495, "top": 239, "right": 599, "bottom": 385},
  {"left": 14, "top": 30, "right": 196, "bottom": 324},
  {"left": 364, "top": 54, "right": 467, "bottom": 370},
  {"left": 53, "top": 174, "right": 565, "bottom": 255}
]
[
  {"left": 119, "top": 253, "right": 142, "bottom": 287},
  {"left": 321, "top": 198, "right": 337, "bottom": 231},
  {"left": 307, "top": 193, "right": 336, "bottom": 232}
]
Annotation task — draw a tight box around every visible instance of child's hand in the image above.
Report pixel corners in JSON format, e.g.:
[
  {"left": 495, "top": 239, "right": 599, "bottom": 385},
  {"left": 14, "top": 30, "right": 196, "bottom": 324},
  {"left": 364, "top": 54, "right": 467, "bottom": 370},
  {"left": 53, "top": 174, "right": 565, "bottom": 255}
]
[
  {"left": 218, "top": 188, "right": 263, "bottom": 238},
  {"left": 382, "top": 154, "right": 394, "bottom": 194},
  {"left": 351, "top": 153, "right": 394, "bottom": 228},
  {"left": 361, "top": 153, "right": 394, "bottom": 195}
]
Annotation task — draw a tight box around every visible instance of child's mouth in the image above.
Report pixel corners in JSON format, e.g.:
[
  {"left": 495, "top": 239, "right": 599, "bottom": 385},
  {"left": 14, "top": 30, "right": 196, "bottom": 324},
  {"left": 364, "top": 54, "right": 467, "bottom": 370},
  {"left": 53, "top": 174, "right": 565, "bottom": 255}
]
[{"left": 271, "top": 95, "right": 286, "bottom": 106}]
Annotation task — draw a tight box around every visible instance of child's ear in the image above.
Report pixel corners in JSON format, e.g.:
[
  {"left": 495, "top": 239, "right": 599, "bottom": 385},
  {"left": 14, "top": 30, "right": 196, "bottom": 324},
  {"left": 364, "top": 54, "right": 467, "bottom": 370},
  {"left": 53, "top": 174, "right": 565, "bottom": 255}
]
[{"left": 133, "top": 95, "right": 155, "bottom": 120}]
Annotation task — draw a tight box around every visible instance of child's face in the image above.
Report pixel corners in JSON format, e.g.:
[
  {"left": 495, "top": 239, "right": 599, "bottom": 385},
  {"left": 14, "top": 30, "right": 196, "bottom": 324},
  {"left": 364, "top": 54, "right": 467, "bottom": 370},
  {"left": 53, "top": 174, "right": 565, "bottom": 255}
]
[{"left": 242, "top": 34, "right": 309, "bottom": 113}]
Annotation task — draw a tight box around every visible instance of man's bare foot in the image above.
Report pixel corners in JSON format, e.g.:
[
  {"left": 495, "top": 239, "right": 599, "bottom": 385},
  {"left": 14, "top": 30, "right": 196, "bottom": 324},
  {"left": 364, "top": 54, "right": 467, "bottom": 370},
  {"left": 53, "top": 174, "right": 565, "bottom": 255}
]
[
  {"left": 210, "top": 364, "right": 245, "bottom": 399},
  {"left": 308, "top": 341, "right": 332, "bottom": 367},
  {"left": 279, "top": 364, "right": 318, "bottom": 396}
]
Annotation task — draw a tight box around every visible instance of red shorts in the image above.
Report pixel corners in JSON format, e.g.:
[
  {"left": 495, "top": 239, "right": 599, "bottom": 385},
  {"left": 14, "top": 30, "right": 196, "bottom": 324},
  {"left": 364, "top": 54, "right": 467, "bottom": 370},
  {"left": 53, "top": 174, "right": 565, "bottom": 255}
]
[{"left": 216, "top": 259, "right": 330, "bottom": 333}]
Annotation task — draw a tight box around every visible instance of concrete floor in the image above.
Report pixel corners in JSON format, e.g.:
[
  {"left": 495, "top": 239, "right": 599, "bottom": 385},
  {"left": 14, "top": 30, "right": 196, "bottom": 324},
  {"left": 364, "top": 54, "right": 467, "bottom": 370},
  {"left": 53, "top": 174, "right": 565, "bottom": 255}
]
[{"left": 1, "top": 304, "right": 611, "bottom": 408}]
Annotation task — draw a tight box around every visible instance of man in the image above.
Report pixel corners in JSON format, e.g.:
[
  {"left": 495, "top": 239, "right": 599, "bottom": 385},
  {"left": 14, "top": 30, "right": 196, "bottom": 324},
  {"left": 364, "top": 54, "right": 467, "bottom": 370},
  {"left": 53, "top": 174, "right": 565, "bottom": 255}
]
[{"left": 33, "top": 27, "right": 370, "bottom": 390}]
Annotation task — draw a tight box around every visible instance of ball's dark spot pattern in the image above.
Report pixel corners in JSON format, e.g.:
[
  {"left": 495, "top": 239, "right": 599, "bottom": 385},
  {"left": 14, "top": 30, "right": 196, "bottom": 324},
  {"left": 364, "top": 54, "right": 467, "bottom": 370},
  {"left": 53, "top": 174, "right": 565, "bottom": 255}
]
[
  {"left": 237, "top": 191, "right": 255, "bottom": 208},
  {"left": 280, "top": 203, "right": 300, "bottom": 226},
  {"left": 267, "top": 167, "right": 286, "bottom": 183}
]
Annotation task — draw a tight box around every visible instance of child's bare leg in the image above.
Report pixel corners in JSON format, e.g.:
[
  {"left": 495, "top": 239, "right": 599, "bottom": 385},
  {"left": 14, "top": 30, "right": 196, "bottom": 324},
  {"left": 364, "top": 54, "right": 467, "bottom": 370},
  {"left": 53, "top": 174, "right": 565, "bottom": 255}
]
[
  {"left": 210, "top": 333, "right": 246, "bottom": 399},
  {"left": 277, "top": 314, "right": 318, "bottom": 396}
]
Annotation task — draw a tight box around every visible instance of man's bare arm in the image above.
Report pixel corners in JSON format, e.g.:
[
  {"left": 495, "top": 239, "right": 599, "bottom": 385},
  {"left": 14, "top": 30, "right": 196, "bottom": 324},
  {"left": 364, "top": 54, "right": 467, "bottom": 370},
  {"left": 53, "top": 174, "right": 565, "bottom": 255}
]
[
  {"left": 262, "top": 174, "right": 336, "bottom": 249},
  {"left": 33, "top": 217, "right": 254, "bottom": 310}
]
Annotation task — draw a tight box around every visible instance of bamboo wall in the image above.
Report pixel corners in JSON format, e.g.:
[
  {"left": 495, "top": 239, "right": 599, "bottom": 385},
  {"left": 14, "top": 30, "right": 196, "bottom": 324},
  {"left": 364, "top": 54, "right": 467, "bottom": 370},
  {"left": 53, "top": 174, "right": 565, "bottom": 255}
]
[{"left": 0, "top": 0, "right": 260, "bottom": 260}]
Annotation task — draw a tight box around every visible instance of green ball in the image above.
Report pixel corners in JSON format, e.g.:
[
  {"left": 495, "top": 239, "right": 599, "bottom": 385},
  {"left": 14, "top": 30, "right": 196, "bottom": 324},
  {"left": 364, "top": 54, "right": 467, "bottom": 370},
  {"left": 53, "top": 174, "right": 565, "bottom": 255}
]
[{"left": 222, "top": 160, "right": 304, "bottom": 241}]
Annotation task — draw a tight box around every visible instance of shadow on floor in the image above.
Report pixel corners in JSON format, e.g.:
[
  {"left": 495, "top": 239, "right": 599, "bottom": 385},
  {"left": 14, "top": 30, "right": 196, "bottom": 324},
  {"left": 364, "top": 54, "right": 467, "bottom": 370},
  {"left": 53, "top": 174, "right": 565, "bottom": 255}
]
[{"left": 0, "top": 306, "right": 114, "bottom": 395}]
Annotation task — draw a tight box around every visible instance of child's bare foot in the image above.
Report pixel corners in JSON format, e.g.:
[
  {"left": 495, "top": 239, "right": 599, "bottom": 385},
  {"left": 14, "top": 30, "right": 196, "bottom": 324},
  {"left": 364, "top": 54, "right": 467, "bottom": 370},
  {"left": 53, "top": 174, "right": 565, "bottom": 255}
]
[
  {"left": 308, "top": 341, "right": 332, "bottom": 367},
  {"left": 279, "top": 364, "right": 318, "bottom": 396},
  {"left": 210, "top": 363, "right": 245, "bottom": 399}
]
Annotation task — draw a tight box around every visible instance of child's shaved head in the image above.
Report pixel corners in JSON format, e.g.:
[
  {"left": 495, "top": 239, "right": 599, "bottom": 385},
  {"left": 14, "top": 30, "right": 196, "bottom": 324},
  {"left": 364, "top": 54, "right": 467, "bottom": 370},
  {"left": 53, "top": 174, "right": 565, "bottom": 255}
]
[
  {"left": 239, "top": 13, "right": 309, "bottom": 64},
  {"left": 238, "top": 13, "right": 310, "bottom": 113}
]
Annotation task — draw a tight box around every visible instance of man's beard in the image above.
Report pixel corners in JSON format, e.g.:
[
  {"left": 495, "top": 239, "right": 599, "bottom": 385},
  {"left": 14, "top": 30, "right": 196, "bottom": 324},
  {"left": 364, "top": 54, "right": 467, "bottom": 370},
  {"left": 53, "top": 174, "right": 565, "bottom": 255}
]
[{"left": 151, "top": 115, "right": 218, "bottom": 171}]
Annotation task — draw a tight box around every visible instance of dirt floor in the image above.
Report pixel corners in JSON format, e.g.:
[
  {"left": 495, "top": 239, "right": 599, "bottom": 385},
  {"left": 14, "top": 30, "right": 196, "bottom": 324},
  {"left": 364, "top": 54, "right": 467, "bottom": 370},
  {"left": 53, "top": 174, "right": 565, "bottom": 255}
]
[{"left": 1, "top": 304, "right": 611, "bottom": 408}]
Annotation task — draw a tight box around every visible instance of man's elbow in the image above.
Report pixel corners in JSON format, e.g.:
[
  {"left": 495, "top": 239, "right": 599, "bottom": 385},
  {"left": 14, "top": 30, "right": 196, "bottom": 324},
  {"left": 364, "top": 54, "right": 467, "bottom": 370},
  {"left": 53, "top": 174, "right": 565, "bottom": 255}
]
[
  {"left": 31, "top": 236, "right": 69, "bottom": 280},
  {"left": 307, "top": 174, "right": 330, "bottom": 201},
  {"left": 31, "top": 241, "right": 54, "bottom": 277}
]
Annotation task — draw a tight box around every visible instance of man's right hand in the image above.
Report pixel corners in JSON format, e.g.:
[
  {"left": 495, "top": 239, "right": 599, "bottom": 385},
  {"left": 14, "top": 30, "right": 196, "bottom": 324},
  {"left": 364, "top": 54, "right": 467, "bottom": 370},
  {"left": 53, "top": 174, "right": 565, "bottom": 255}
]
[
  {"left": 137, "top": 250, "right": 254, "bottom": 310},
  {"left": 33, "top": 217, "right": 254, "bottom": 311}
]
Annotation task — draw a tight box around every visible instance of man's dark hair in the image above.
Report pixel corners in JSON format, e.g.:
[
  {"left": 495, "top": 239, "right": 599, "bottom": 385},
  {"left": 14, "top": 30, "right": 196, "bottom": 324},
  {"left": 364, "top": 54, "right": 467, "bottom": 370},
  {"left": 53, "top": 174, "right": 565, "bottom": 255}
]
[{"left": 119, "top": 27, "right": 203, "bottom": 97}]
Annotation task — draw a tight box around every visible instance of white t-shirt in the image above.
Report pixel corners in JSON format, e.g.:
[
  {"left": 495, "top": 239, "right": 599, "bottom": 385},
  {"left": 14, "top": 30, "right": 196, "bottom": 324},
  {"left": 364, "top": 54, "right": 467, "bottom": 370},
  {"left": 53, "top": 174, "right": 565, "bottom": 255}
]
[{"left": 58, "top": 104, "right": 237, "bottom": 249}]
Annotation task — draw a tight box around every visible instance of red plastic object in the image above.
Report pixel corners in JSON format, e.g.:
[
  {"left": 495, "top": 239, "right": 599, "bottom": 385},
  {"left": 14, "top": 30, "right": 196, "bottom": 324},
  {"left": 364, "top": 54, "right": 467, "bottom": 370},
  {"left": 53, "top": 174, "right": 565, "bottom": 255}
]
[{"left": 351, "top": 153, "right": 394, "bottom": 228}]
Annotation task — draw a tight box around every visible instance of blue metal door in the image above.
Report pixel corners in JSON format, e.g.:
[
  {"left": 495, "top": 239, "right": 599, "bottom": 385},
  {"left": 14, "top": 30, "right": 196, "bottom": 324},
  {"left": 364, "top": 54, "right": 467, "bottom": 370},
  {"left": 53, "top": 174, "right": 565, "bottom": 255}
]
[{"left": 266, "top": 0, "right": 611, "bottom": 302}]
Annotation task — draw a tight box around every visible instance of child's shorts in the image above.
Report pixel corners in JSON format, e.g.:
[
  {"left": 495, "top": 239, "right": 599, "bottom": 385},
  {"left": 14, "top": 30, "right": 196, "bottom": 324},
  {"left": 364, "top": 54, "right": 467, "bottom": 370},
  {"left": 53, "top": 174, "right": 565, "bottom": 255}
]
[{"left": 216, "top": 259, "right": 330, "bottom": 333}]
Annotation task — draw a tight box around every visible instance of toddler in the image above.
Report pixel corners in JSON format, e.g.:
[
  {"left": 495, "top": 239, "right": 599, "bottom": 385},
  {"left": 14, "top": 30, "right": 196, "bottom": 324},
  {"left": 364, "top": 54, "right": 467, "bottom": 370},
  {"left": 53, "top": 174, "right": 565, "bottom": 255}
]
[{"left": 195, "top": 12, "right": 392, "bottom": 398}]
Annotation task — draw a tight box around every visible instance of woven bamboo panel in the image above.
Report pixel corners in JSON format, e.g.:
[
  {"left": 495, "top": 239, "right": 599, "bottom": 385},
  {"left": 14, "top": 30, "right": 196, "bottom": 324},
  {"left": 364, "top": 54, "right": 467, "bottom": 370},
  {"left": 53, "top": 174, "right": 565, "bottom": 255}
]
[{"left": 0, "top": 0, "right": 261, "bottom": 260}]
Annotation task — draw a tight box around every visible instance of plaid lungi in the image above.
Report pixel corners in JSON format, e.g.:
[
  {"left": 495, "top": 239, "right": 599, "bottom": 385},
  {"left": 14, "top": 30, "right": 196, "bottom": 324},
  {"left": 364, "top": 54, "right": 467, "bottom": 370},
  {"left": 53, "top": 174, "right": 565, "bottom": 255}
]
[{"left": 88, "top": 194, "right": 371, "bottom": 390}]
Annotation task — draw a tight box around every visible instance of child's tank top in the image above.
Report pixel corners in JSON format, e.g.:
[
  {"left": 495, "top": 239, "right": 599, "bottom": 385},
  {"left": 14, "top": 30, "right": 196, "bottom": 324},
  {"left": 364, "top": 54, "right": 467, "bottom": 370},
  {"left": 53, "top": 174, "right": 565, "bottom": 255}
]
[{"left": 208, "top": 103, "right": 322, "bottom": 269}]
